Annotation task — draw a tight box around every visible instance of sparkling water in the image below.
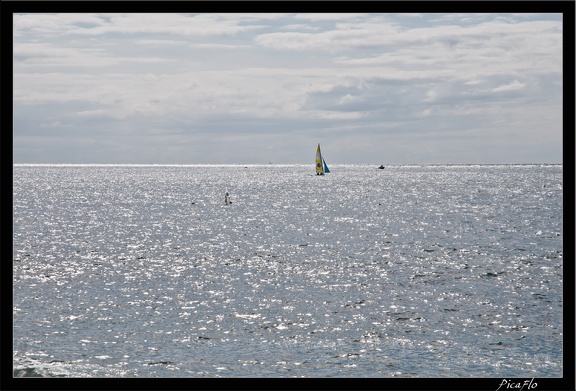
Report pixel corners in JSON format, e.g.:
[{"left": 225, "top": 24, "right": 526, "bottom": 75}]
[{"left": 12, "top": 164, "right": 563, "bottom": 378}]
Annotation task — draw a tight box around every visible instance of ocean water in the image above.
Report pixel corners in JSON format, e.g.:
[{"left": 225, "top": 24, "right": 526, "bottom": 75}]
[{"left": 12, "top": 164, "right": 563, "bottom": 378}]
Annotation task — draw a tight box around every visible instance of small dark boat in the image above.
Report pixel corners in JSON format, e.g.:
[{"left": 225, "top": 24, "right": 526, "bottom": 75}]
[{"left": 378, "top": 165, "right": 385, "bottom": 169}]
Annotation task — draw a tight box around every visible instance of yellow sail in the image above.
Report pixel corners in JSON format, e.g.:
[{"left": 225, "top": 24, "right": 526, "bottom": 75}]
[{"left": 316, "top": 143, "right": 324, "bottom": 175}]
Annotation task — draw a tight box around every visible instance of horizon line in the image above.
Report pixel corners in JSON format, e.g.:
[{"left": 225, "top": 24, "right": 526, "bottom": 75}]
[{"left": 13, "top": 162, "right": 563, "bottom": 166}]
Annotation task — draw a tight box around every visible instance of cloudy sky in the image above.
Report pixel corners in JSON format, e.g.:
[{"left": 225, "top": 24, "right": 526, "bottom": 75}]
[{"left": 13, "top": 12, "right": 563, "bottom": 164}]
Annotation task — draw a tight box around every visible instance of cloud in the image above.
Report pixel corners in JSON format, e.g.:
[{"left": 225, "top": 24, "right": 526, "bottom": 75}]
[
  {"left": 491, "top": 80, "right": 526, "bottom": 93},
  {"left": 40, "top": 120, "right": 66, "bottom": 128},
  {"left": 12, "top": 12, "right": 563, "bottom": 164},
  {"left": 14, "top": 13, "right": 273, "bottom": 40},
  {"left": 279, "top": 24, "right": 321, "bottom": 31},
  {"left": 254, "top": 22, "right": 399, "bottom": 52},
  {"left": 134, "top": 39, "right": 189, "bottom": 46},
  {"left": 293, "top": 13, "right": 368, "bottom": 21},
  {"left": 14, "top": 42, "right": 172, "bottom": 71},
  {"left": 13, "top": 13, "right": 107, "bottom": 37}
]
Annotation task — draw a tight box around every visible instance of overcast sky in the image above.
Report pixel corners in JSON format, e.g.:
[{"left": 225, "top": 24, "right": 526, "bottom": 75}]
[{"left": 13, "top": 12, "right": 563, "bottom": 164}]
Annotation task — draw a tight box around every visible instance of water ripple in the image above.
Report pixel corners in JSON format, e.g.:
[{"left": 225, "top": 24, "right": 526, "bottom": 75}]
[{"left": 13, "top": 164, "right": 563, "bottom": 377}]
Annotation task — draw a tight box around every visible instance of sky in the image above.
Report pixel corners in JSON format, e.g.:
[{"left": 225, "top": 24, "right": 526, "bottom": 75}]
[{"left": 12, "top": 12, "right": 564, "bottom": 164}]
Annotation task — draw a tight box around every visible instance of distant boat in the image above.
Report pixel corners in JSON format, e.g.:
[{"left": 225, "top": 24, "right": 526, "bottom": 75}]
[
  {"left": 315, "top": 143, "right": 330, "bottom": 175},
  {"left": 378, "top": 165, "right": 385, "bottom": 169}
]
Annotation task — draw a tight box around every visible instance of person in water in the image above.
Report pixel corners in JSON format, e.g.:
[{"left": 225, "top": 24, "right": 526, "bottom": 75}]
[{"left": 224, "top": 192, "right": 231, "bottom": 205}]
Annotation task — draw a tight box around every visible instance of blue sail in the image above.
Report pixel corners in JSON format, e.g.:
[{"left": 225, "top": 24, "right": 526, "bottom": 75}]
[{"left": 323, "top": 159, "right": 330, "bottom": 173}]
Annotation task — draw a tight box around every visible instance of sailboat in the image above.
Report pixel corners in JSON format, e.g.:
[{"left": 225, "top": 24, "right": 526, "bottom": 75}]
[{"left": 315, "top": 143, "right": 330, "bottom": 175}]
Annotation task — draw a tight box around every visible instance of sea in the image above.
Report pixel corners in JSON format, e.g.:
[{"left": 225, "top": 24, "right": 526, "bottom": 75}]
[{"left": 12, "top": 164, "right": 564, "bottom": 379}]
